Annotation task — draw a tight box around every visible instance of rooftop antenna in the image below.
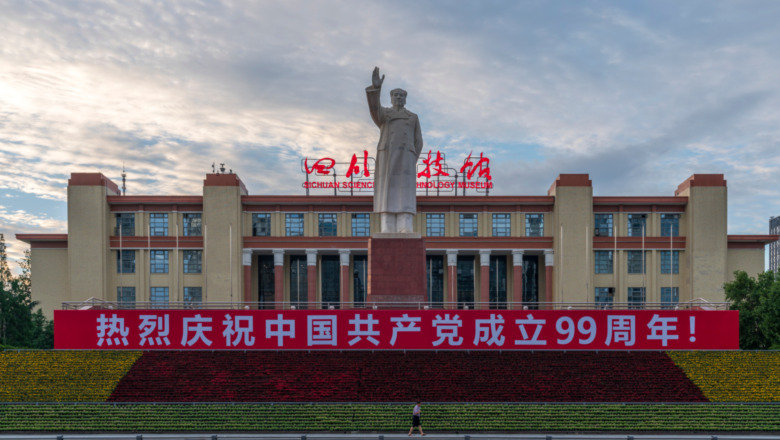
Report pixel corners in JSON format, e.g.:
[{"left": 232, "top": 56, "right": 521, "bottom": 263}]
[
  {"left": 220, "top": 163, "right": 226, "bottom": 174},
  {"left": 121, "top": 162, "right": 127, "bottom": 196},
  {"left": 211, "top": 162, "right": 216, "bottom": 173}
]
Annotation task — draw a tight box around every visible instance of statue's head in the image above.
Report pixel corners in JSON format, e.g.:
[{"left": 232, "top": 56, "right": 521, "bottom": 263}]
[{"left": 390, "top": 88, "right": 407, "bottom": 108}]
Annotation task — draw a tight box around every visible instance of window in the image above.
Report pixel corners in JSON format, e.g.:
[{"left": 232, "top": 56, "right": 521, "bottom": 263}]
[
  {"left": 661, "top": 287, "right": 679, "bottom": 309},
  {"left": 117, "top": 250, "right": 135, "bottom": 274},
  {"left": 150, "top": 287, "right": 169, "bottom": 309},
  {"left": 627, "top": 250, "right": 646, "bottom": 274},
  {"left": 661, "top": 214, "right": 680, "bottom": 237},
  {"left": 289, "top": 255, "right": 307, "bottom": 308},
  {"left": 492, "top": 213, "right": 511, "bottom": 237},
  {"left": 149, "top": 213, "right": 168, "bottom": 236},
  {"left": 115, "top": 213, "right": 135, "bottom": 236},
  {"left": 353, "top": 255, "right": 368, "bottom": 306},
  {"left": 628, "top": 287, "right": 645, "bottom": 309},
  {"left": 183, "top": 213, "right": 202, "bottom": 236},
  {"left": 258, "top": 255, "right": 275, "bottom": 309},
  {"left": 351, "top": 213, "right": 370, "bottom": 237},
  {"left": 457, "top": 256, "right": 475, "bottom": 308},
  {"left": 318, "top": 213, "right": 338, "bottom": 237},
  {"left": 594, "top": 251, "right": 613, "bottom": 274},
  {"left": 489, "top": 255, "right": 507, "bottom": 309},
  {"left": 117, "top": 287, "right": 135, "bottom": 309},
  {"left": 459, "top": 213, "right": 478, "bottom": 237},
  {"left": 183, "top": 250, "right": 202, "bottom": 273},
  {"left": 525, "top": 214, "right": 544, "bottom": 237},
  {"left": 426, "top": 255, "right": 444, "bottom": 307},
  {"left": 285, "top": 213, "right": 304, "bottom": 236},
  {"left": 426, "top": 213, "right": 445, "bottom": 237},
  {"left": 321, "top": 255, "right": 340, "bottom": 308},
  {"left": 660, "top": 250, "right": 679, "bottom": 274},
  {"left": 150, "top": 250, "right": 169, "bottom": 273},
  {"left": 627, "top": 214, "right": 646, "bottom": 237},
  {"left": 184, "top": 287, "right": 202, "bottom": 308},
  {"left": 252, "top": 213, "right": 271, "bottom": 237},
  {"left": 594, "top": 214, "right": 613, "bottom": 237},
  {"left": 594, "top": 287, "right": 614, "bottom": 308}
]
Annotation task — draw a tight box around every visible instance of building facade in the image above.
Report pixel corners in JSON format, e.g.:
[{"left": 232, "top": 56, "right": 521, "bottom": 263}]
[{"left": 18, "top": 172, "right": 777, "bottom": 318}]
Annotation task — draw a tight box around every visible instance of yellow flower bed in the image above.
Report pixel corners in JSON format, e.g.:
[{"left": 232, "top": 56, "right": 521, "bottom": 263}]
[
  {"left": 0, "top": 351, "right": 142, "bottom": 402},
  {"left": 668, "top": 351, "right": 780, "bottom": 402}
]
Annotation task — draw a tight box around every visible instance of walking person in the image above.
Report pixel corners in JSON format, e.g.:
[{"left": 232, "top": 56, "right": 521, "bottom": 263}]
[{"left": 408, "top": 401, "right": 425, "bottom": 436}]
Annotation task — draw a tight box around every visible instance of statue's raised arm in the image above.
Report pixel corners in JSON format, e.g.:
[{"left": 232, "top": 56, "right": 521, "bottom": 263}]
[{"left": 371, "top": 66, "right": 385, "bottom": 90}]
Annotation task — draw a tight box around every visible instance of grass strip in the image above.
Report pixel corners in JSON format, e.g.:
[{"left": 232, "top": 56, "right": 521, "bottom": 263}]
[{"left": 2, "top": 403, "right": 780, "bottom": 432}]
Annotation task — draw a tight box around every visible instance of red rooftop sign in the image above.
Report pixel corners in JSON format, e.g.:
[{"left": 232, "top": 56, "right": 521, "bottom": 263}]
[
  {"left": 55, "top": 309, "right": 738, "bottom": 350},
  {"left": 302, "top": 149, "right": 493, "bottom": 192}
]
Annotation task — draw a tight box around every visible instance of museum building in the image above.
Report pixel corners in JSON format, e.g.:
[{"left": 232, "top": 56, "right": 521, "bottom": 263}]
[{"left": 17, "top": 171, "right": 777, "bottom": 318}]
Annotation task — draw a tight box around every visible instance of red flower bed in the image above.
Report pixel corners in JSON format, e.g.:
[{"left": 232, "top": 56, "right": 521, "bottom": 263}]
[{"left": 108, "top": 351, "right": 707, "bottom": 402}]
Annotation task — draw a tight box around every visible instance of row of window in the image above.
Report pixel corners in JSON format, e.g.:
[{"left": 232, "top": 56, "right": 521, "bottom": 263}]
[
  {"left": 594, "top": 250, "right": 679, "bottom": 274},
  {"left": 117, "top": 286, "right": 202, "bottom": 308},
  {"left": 252, "top": 213, "right": 545, "bottom": 237},
  {"left": 117, "top": 250, "right": 202, "bottom": 274},
  {"left": 116, "top": 213, "right": 202, "bottom": 237},
  {"left": 594, "top": 213, "right": 680, "bottom": 237},
  {"left": 116, "top": 211, "right": 680, "bottom": 238},
  {"left": 594, "top": 287, "right": 679, "bottom": 309}
]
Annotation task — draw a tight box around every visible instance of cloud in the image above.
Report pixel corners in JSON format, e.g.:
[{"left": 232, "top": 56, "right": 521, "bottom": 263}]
[{"left": 0, "top": 0, "right": 778, "bottom": 245}]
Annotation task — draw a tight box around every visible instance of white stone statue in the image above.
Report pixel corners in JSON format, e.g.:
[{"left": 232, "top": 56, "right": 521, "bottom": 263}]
[{"left": 366, "top": 67, "right": 424, "bottom": 233}]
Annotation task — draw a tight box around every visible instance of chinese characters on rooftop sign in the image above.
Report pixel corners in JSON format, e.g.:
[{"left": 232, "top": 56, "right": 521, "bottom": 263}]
[
  {"left": 54, "top": 309, "right": 738, "bottom": 350},
  {"left": 301, "top": 150, "right": 493, "bottom": 194}
]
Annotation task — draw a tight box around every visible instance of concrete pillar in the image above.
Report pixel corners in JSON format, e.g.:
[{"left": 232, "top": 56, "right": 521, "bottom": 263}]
[
  {"left": 306, "top": 249, "right": 318, "bottom": 308},
  {"left": 446, "top": 250, "right": 458, "bottom": 309},
  {"left": 242, "top": 250, "right": 252, "bottom": 304},
  {"left": 545, "top": 249, "right": 554, "bottom": 309},
  {"left": 273, "top": 249, "right": 284, "bottom": 309},
  {"left": 339, "top": 249, "right": 351, "bottom": 308},
  {"left": 479, "top": 249, "right": 490, "bottom": 309},
  {"left": 512, "top": 250, "right": 524, "bottom": 309}
]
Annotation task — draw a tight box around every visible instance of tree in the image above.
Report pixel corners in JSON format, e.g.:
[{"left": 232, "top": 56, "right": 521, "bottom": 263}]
[
  {"left": 0, "top": 234, "right": 53, "bottom": 349},
  {"left": 724, "top": 270, "right": 780, "bottom": 350}
]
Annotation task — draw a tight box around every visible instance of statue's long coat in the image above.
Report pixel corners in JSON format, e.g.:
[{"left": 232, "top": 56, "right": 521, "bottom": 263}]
[{"left": 366, "top": 86, "right": 424, "bottom": 214}]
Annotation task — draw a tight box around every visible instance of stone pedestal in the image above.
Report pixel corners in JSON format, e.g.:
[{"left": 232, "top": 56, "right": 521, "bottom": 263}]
[{"left": 367, "top": 233, "right": 426, "bottom": 306}]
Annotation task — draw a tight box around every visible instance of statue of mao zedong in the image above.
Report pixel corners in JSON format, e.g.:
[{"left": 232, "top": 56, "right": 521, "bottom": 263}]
[{"left": 366, "top": 67, "right": 424, "bottom": 233}]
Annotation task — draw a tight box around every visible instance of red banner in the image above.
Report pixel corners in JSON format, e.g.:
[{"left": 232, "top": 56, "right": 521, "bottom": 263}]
[{"left": 54, "top": 309, "right": 739, "bottom": 350}]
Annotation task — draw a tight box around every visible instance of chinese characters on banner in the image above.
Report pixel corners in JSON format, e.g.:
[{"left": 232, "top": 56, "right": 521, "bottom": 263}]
[
  {"left": 55, "top": 310, "right": 739, "bottom": 350},
  {"left": 301, "top": 150, "right": 492, "bottom": 192}
]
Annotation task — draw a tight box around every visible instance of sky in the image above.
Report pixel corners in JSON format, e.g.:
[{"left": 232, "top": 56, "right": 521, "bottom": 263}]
[{"left": 1, "top": 0, "right": 779, "bottom": 271}]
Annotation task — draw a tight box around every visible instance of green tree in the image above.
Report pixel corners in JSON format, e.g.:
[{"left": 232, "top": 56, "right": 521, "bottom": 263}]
[
  {"left": 0, "top": 234, "right": 53, "bottom": 349},
  {"left": 725, "top": 270, "right": 780, "bottom": 350}
]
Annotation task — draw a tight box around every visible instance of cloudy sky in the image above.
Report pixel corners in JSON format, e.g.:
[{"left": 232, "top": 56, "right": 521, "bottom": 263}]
[{"left": 2, "top": 0, "right": 779, "bottom": 271}]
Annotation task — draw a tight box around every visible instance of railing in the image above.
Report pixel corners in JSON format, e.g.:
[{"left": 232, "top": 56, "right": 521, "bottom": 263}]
[{"left": 61, "top": 299, "right": 730, "bottom": 311}]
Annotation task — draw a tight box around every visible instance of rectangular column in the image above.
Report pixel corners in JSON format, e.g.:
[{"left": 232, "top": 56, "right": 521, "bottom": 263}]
[
  {"left": 447, "top": 250, "right": 458, "bottom": 309},
  {"left": 242, "top": 250, "right": 252, "bottom": 304},
  {"left": 479, "top": 250, "right": 490, "bottom": 310},
  {"left": 339, "top": 249, "right": 351, "bottom": 308},
  {"left": 273, "top": 249, "right": 284, "bottom": 309},
  {"left": 545, "top": 250, "right": 554, "bottom": 309},
  {"left": 307, "top": 249, "right": 318, "bottom": 308},
  {"left": 512, "top": 250, "right": 524, "bottom": 310}
]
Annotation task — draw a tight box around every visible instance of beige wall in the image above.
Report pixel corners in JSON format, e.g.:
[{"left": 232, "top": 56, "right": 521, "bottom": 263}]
[
  {"left": 551, "top": 186, "right": 593, "bottom": 304},
  {"left": 30, "top": 249, "right": 68, "bottom": 318},
  {"left": 727, "top": 248, "right": 765, "bottom": 282},
  {"left": 679, "top": 185, "right": 728, "bottom": 302},
  {"left": 67, "top": 184, "right": 115, "bottom": 302},
  {"left": 204, "top": 185, "right": 244, "bottom": 303}
]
